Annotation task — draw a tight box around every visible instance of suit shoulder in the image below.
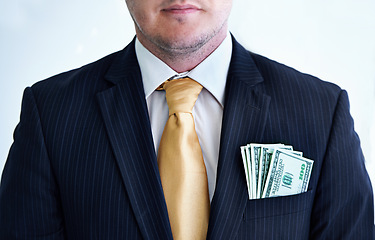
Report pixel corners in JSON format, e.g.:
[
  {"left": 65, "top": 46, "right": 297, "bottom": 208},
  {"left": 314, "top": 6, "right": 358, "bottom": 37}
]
[
  {"left": 26, "top": 49, "right": 128, "bottom": 112},
  {"left": 250, "top": 52, "right": 342, "bottom": 97},
  {"left": 31, "top": 50, "right": 122, "bottom": 92}
]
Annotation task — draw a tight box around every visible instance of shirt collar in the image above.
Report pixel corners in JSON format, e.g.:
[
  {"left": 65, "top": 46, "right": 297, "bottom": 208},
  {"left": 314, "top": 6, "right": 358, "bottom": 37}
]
[{"left": 135, "top": 33, "right": 232, "bottom": 107}]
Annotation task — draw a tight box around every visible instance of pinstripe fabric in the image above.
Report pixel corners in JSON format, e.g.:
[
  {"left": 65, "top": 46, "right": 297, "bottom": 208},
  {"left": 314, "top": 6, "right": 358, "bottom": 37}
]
[
  {"left": 0, "top": 43, "right": 171, "bottom": 239},
  {"left": 0, "top": 36, "right": 374, "bottom": 239},
  {"left": 208, "top": 38, "right": 374, "bottom": 239}
]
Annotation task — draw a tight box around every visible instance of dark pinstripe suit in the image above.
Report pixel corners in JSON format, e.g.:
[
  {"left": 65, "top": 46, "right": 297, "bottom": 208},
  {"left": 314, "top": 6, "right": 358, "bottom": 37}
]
[{"left": 0, "top": 36, "right": 374, "bottom": 239}]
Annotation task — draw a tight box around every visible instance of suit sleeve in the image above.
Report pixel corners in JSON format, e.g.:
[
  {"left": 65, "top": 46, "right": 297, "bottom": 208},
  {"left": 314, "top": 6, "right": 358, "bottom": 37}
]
[
  {"left": 309, "top": 90, "right": 374, "bottom": 239},
  {"left": 0, "top": 87, "right": 66, "bottom": 239}
]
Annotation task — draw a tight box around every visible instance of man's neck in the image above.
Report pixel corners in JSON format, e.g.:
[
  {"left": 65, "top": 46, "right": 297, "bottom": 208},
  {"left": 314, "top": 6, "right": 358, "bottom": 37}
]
[{"left": 136, "top": 26, "right": 228, "bottom": 73}]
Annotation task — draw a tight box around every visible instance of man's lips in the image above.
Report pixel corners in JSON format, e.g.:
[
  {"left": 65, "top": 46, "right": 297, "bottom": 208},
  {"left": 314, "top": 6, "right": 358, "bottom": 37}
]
[{"left": 162, "top": 4, "right": 201, "bottom": 14}]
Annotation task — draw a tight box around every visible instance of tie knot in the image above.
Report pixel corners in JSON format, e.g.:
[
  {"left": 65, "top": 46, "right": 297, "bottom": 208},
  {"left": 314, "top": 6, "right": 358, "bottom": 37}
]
[{"left": 162, "top": 78, "right": 203, "bottom": 115}]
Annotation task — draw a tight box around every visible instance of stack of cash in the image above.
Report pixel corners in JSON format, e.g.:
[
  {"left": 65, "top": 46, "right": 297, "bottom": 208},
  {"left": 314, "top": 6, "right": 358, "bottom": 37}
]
[{"left": 240, "top": 143, "right": 314, "bottom": 199}]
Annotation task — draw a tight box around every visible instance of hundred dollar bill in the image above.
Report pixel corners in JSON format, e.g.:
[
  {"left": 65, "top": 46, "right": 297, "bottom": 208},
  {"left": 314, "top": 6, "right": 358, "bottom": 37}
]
[
  {"left": 245, "top": 144, "right": 255, "bottom": 199},
  {"left": 262, "top": 149, "right": 313, "bottom": 198},
  {"left": 240, "top": 146, "right": 252, "bottom": 199},
  {"left": 257, "top": 144, "right": 293, "bottom": 198},
  {"left": 256, "top": 144, "right": 277, "bottom": 198},
  {"left": 250, "top": 144, "right": 262, "bottom": 198}
]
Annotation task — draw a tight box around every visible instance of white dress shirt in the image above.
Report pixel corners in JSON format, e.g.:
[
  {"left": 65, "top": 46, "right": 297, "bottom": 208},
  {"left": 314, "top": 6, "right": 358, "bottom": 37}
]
[{"left": 135, "top": 35, "right": 232, "bottom": 201}]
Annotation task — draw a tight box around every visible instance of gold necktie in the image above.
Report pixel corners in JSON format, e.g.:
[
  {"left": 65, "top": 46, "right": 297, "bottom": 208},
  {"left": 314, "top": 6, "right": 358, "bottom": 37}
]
[{"left": 157, "top": 78, "right": 210, "bottom": 240}]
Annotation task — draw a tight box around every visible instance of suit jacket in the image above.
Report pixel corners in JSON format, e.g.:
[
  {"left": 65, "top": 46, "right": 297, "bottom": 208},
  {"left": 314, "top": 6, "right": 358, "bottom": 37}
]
[{"left": 0, "top": 36, "right": 374, "bottom": 239}]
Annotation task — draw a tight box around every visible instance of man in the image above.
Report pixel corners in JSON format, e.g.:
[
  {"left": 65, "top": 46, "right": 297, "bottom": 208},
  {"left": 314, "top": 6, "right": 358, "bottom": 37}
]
[{"left": 0, "top": 0, "right": 374, "bottom": 239}]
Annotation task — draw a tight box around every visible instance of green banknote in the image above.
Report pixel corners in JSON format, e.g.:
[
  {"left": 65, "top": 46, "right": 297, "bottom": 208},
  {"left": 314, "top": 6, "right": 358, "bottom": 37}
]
[
  {"left": 262, "top": 149, "right": 313, "bottom": 198},
  {"left": 240, "top": 144, "right": 313, "bottom": 200},
  {"left": 257, "top": 144, "right": 293, "bottom": 198},
  {"left": 240, "top": 146, "right": 252, "bottom": 199}
]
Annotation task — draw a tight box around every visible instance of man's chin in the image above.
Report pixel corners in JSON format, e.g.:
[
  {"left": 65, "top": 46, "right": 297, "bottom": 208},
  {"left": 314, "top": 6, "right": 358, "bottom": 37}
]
[{"left": 156, "top": 37, "right": 209, "bottom": 55}]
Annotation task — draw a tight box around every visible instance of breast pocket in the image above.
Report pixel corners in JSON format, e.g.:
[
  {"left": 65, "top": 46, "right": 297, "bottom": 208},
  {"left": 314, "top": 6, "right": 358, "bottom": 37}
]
[
  {"left": 244, "top": 189, "right": 314, "bottom": 220},
  {"left": 238, "top": 190, "right": 315, "bottom": 239}
]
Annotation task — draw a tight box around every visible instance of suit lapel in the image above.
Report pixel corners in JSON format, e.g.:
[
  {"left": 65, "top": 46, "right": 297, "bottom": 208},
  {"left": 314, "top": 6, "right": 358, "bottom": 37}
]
[
  {"left": 207, "top": 37, "right": 271, "bottom": 239},
  {"left": 96, "top": 40, "right": 172, "bottom": 239}
]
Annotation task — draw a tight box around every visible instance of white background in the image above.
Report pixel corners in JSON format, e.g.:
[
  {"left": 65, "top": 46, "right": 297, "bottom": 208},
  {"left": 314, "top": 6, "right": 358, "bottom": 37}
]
[{"left": 1, "top": 0, "right": 374, "bottom": 217}]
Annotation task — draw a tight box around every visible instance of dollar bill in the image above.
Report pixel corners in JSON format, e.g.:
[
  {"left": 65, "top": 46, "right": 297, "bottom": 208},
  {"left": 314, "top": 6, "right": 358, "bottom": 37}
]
[
  {"left": 262, "top": 149, "right": 313, "bottom": 198},
  {"left": 250, "top": 144, "right": 262, "bottom": 198},
  {"left": 240, "top": 143, "right": 312, "bottom": 200},
  {"left": 240, "top": 146, "right": 252, "bottom": 199},
  {"left": 257, "top": 144, "right": 293, "bottom": 198},
  {"left": 244, "top": 145, "right": 252, "bottom": 199}
]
